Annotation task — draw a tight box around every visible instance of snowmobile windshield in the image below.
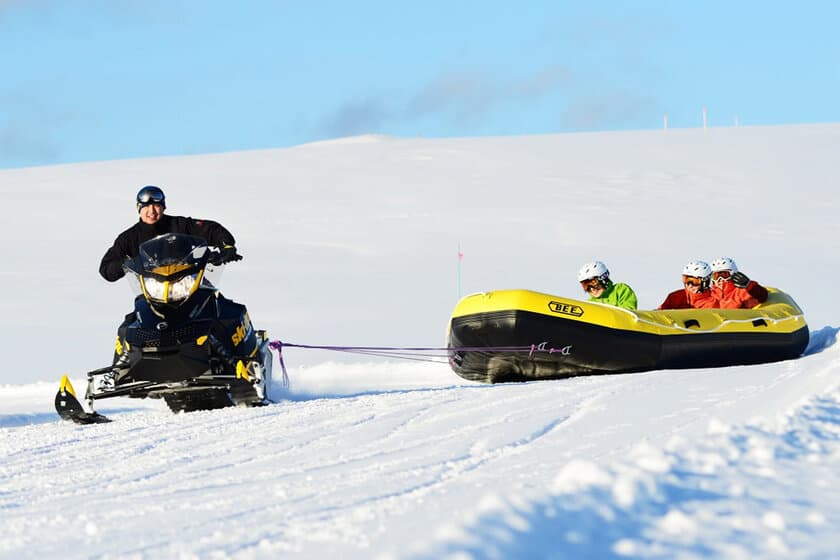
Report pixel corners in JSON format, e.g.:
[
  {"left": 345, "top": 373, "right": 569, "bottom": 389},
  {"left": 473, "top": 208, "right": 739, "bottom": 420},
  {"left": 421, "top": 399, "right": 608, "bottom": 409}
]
[
  {"left": 136, "top": 234, "right": 209, "bottom": 278},
  {"left": 127, "top": 234, "right": 212, "bottom": 307},
  {"left": 122, "top": 234, "right": 224, "bottom": 302}
]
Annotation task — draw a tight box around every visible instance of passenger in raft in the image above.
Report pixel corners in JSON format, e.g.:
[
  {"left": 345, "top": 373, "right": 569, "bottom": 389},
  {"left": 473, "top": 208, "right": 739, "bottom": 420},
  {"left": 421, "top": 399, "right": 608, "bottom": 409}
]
[
  {"left": 710, "top": 257, "right": 768, "bottom": 309},
  {"left": 577, "top": 261, "right": 638, "bottom": 310},
  {"left": 659, "top": 260, "right": 718, "bottom": 309}
]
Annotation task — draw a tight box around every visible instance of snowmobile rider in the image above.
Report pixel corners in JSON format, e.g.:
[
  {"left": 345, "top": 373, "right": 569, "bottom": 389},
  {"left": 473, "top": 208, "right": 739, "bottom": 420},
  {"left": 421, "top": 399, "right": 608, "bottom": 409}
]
[
  {"left": 99, "top": 186, "right": 242, "bottom": 282},
  {"left": 577, "top": 261, "right": 638, "bottom": 310},
  {"left": 659, "top": 260, "right": 719, "bottom": 309},
  {"left": 710, "top": 257, "right": 768, "bottom": 309}
]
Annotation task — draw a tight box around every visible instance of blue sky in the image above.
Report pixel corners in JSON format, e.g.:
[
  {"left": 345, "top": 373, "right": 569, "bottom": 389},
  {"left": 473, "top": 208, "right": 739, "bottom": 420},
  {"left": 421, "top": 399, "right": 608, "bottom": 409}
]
[{"left": 1, "top": 1, "right": 838, "bottom": 169}]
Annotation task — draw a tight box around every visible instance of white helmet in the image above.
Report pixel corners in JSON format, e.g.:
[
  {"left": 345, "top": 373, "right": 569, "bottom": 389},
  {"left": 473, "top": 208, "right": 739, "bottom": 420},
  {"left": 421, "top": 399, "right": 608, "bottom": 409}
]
[
  {"left": 682, "top": 260, "right": 712, "bottom": 291},
  {"left": 711, "top": 257, "right": 738, "bottom": 273},
  {"left": 682, "top": 260, "right": 712, "bottom": 278},
  {"left": 578, "top": 261, "right": 610, "bottom": 283}
]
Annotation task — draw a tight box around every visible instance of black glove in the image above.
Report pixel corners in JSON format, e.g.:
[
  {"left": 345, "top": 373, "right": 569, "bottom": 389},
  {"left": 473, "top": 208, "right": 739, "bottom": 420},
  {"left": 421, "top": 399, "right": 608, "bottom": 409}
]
[
  {"left": 731, "top": 271, "right": 750, "bottom": 288},
  {"left": 215, "top": 245, "right": 243, "bottom": 265}
]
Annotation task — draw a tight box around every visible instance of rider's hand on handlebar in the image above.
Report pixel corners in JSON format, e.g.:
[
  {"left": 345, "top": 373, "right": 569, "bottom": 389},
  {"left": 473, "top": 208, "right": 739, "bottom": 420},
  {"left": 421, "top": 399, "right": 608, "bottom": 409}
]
[{"left": 215, "top": 245, "right": 243, "bottom": 265}]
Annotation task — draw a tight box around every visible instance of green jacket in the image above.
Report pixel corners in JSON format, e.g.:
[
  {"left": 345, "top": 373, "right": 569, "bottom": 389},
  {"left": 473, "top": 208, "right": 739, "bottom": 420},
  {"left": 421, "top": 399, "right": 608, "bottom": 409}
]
[{"left": 589, "top": 281, "right": 638, "bottom": 310}]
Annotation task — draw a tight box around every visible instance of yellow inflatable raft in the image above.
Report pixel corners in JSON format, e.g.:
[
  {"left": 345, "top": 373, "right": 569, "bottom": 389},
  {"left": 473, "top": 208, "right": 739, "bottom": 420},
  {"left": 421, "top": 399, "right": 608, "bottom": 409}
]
[{"left": 447, "top": 288, "right": 809, "bottom": 383}]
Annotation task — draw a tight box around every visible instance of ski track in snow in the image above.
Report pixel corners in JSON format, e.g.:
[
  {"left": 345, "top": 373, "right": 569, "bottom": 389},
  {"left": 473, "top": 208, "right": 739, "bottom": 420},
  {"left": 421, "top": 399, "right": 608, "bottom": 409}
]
[
  {"left": 415, "top": 386, "right": 840, "bottom": 560},
  {"left": 1, "top": 331, "right": 839, "bottom": 559}
]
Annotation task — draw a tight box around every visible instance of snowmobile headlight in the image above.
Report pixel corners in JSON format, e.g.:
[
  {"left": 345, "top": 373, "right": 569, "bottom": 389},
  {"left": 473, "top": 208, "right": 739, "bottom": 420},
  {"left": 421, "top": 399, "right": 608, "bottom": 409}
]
[
  {"left": 141, "top": 276, "right": 167, "bottom": 302},
  {"left": 168, "top": 273, "right": 200, "bottom": 302},
  {"left": 140, "top": 271, "right": 202, "bottom": 304}
]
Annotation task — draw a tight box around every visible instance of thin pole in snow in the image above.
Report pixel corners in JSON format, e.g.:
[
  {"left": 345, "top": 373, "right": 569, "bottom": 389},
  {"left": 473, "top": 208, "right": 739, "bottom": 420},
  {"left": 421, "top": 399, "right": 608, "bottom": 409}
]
[
  {"left": 702, "top": 106, "right": 708, "bottom": 132},
  {"left": 663, "top": 112, "right": 668, "bottom": 130},
  {"left": 457, "top": 243, "right": 464, "bottom": 299}
]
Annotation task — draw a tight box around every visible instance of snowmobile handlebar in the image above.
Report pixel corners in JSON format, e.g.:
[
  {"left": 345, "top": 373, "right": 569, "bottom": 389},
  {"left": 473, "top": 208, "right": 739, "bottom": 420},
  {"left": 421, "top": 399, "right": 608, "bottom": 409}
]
[
  {"left": 119, "top": 237, "right": 243, "bottom": 275},
  {"left": 208, "top": 245, "right": 243, "bottom": 266}
]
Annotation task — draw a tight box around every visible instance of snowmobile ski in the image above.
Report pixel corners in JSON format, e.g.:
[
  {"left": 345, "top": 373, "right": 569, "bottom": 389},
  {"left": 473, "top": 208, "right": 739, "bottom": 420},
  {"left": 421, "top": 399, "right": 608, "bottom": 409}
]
[{"left": 55, "top": 375, "right": 111, "bottom": 425}]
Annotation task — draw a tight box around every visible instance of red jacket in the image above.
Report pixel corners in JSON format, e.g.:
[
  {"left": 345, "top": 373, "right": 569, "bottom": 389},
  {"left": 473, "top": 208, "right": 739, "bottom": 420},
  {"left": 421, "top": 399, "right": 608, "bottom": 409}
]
[
  {"left": 659, "top": 288, "right": 719, "bottom": 310},
  {"left": 713, "top": 280, "right": 768, "bottom": 309}
]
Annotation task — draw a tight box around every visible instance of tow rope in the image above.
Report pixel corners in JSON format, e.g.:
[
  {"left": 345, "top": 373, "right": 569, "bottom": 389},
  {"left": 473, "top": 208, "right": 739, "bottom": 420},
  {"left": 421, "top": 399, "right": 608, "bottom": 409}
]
[{"left": 267, "top": 340, "right": 572, "bottom": 383}]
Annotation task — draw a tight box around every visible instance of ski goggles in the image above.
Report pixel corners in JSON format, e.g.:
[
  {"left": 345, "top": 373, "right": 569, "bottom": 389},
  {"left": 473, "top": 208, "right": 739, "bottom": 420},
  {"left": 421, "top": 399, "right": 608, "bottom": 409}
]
[
  {"left": 580, "top": 278, "right": 603, "bottom": 292},
  {"left": 682, "top": 275, "right": 704, "bottom": 288},
  {"left": 712, "top": 270, "right": 732, "bottom": 281},
  {"left": 137, "top": 187, "right": 165, "bottom": 205}
]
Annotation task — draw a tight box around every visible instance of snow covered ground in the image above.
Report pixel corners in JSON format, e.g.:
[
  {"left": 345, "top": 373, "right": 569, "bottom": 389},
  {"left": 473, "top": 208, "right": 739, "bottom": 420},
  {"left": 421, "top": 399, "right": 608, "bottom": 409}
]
[{"left": 1, "top": 125, "right": 839, "bottom": 558}]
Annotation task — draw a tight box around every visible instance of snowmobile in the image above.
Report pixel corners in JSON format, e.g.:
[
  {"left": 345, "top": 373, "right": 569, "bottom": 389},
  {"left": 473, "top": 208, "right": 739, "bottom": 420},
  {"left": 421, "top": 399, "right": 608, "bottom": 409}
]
[{"left": 55, "top": 233, "right": 276, "bottom": 424}]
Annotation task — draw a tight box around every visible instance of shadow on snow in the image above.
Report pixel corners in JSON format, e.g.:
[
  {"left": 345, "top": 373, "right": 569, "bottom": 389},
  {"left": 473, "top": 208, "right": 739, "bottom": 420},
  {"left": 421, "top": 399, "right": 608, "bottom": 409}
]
[
  {"left": 803, "top": 325, "right": 839, "bottom": 356},
  {"left": 0, "top": 406, "right": 150, "bottom": 429}
]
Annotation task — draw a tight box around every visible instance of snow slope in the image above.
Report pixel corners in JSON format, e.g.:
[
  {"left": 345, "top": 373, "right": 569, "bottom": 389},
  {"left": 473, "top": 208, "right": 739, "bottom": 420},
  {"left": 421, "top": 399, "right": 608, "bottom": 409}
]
[{"left": 1, "top": 125, "right": 839, "bottom": 558}]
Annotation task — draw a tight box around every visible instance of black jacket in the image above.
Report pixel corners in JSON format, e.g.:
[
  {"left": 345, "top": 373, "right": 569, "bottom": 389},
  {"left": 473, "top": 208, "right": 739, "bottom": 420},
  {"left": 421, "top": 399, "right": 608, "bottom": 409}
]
[{"left": 99, "top": 214, "right": 236, "bottom": 282}]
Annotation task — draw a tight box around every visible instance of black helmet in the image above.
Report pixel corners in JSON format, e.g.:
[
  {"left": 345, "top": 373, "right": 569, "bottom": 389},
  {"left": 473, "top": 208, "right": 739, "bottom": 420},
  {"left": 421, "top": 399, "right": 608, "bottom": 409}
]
[{"left": 136, "top": 185, "right": 166, "bottom": 211}]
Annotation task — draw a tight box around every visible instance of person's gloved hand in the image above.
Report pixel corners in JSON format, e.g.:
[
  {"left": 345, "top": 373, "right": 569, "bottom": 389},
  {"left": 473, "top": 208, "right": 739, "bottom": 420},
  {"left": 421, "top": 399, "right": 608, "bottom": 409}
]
[
  {"left": 218, "top": 245, "right": 243, "bottom": 264},
  {"left": 731, "top": 271, "right": 750, "bottom": 288}
]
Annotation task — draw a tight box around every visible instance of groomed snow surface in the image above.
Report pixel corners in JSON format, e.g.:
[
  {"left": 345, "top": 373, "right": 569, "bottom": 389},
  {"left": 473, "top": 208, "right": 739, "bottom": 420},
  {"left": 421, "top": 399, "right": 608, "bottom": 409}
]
[{"left": 1, "top": 125, "right": 839, "bottom": 558}]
